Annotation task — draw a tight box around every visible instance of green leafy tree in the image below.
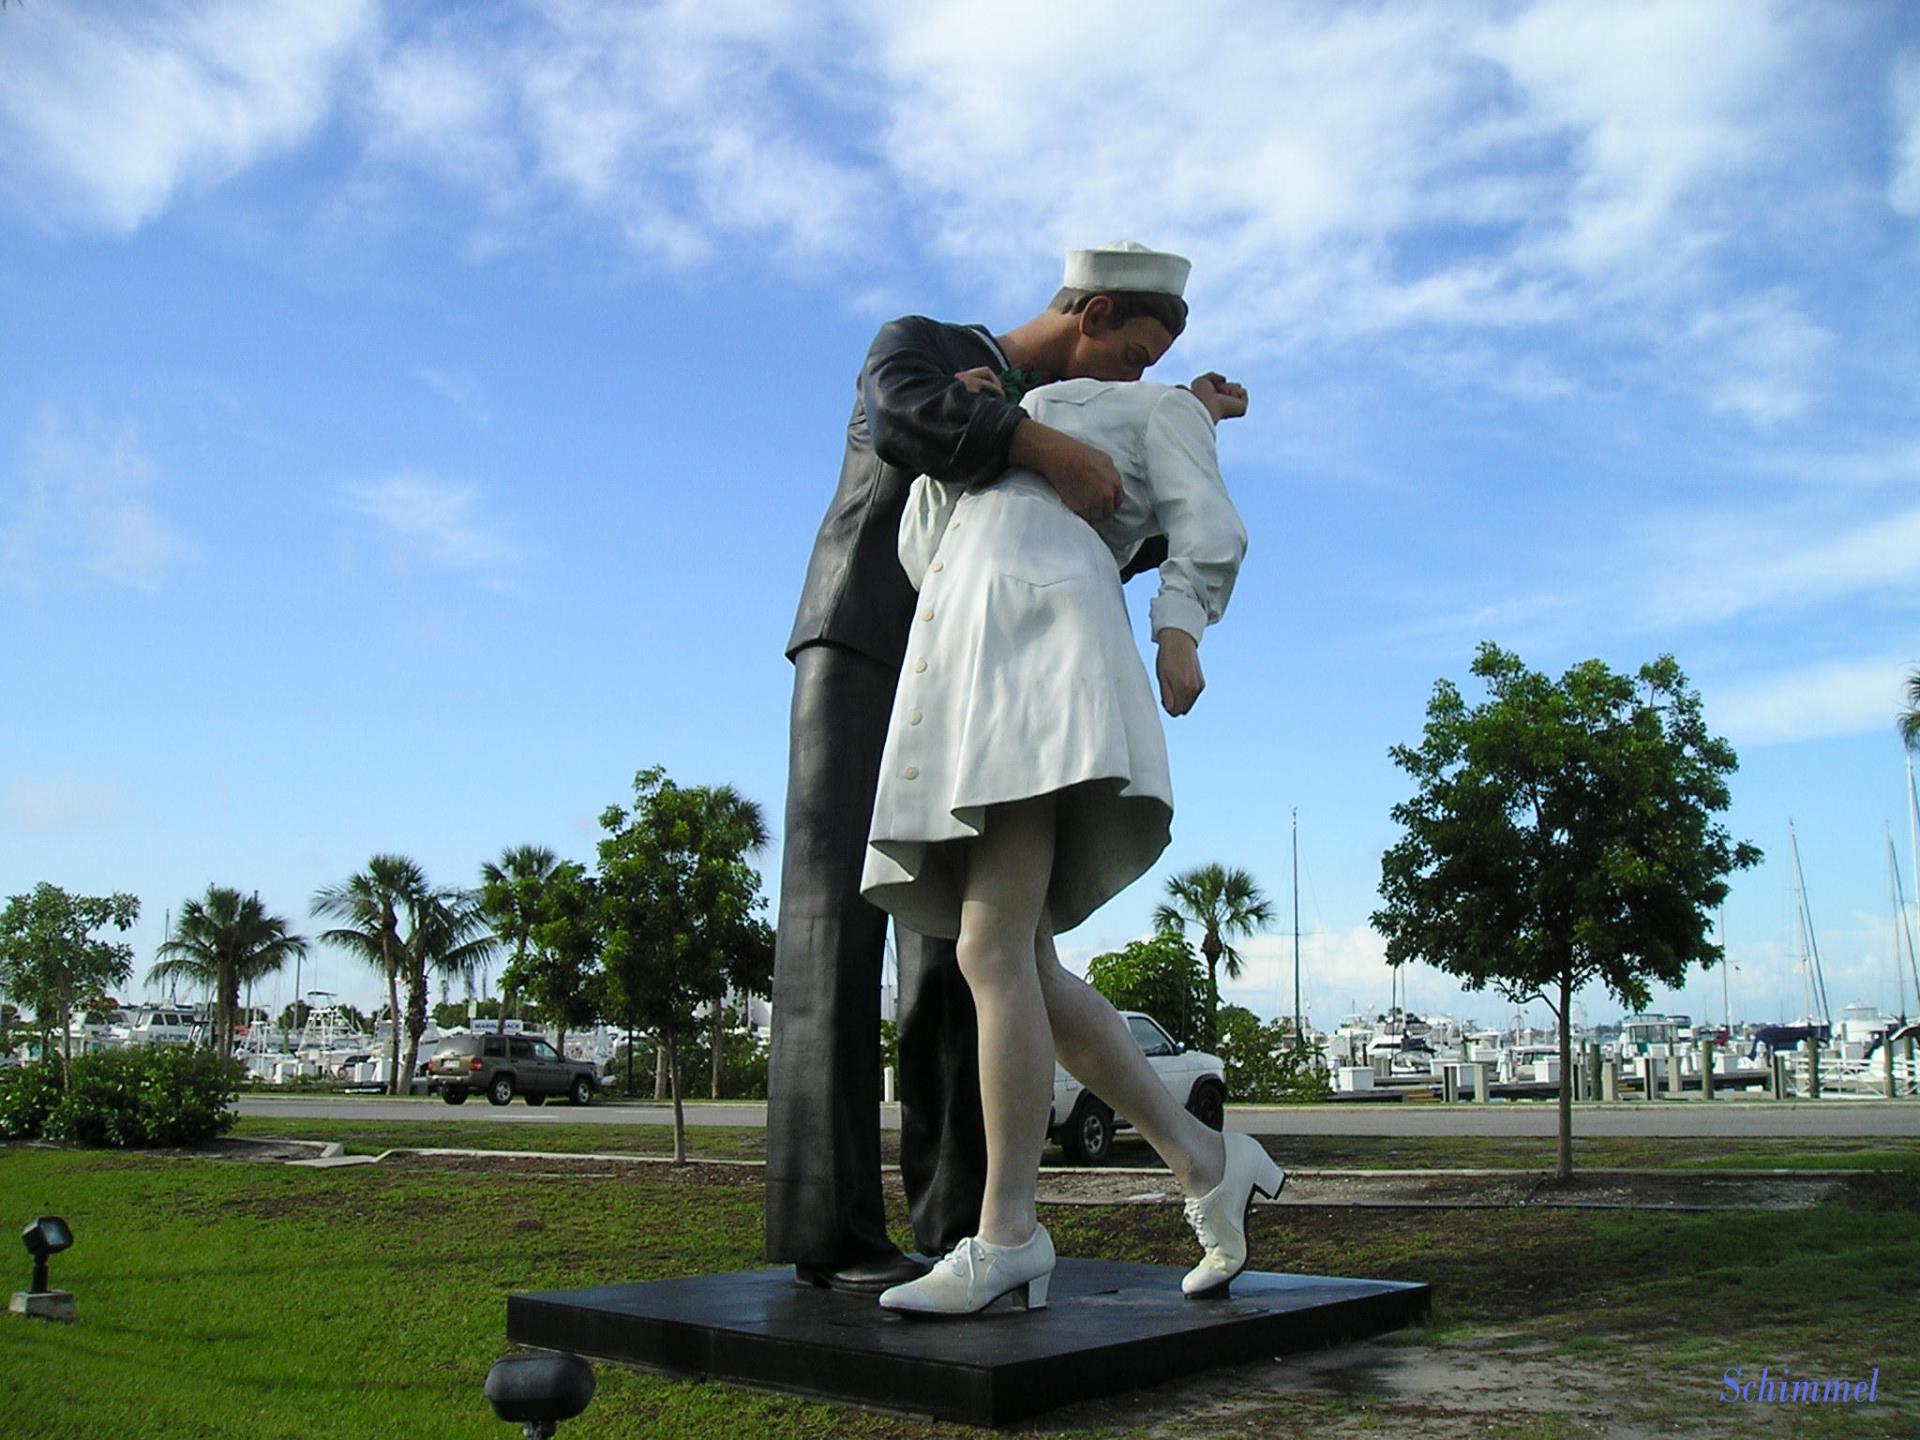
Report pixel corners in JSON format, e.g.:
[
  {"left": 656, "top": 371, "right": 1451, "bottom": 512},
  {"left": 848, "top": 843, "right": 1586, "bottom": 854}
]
[
  {"left": 478, "top": 845, "right": 560, "bottom": 1025},
  {"left": 0, "top": 884, "right": 140, "bottom": 1085},
  {"left": 694, "top": 786, "right": 775, "bottom": 1099},
  {"left": 432, "top": 996, "right": 503, "bottom": 1028},
  {"left": 524, "top": 862, "right": 605, "bottom": 1054},
  {"left": 311, "top": 855, "right": 424, "bottom": 1094},
  {"left": 1154, "top": 864, "right": 1275, "bottom": 1052},
  {"left": 1373, "top": 644, "right": 1761, "bottom": 1180},
  {"left": 400, "top": 885, "right": 496, "bottom": 1090},
  {"left": 596, "top": 767, "right": 773, "bottom": 1162},
  {"left": 147, "top": 886, "right": 308, "bottom": 1057},
  {"left": 1085, "top": 931, "right": 1208, "bottom": 1048},
  {"left": 1213, "top": 1004, "right": 1330, "bottom": 1103}
]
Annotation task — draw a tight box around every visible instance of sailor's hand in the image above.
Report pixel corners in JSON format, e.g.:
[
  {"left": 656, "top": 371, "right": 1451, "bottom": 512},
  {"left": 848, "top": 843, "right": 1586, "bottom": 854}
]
[
  {"left": 1156, "top": 628, "right": 1205, "bottom": 716},
  {"left": 1010, "top": 420, "right": 1124, "bottom": 524},
  {"left": 954, "top": 366, "right": 1006, "bottom": 398},
  {"left": 1189, "top": 373, "right": 1249, "bottom": 423}
]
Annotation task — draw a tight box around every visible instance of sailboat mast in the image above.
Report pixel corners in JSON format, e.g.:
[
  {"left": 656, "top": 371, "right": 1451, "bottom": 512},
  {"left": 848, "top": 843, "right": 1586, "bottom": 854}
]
[
  {"left": 1908, "top": 754, "right": 1920, "bottom": 1000},
  {"left": 1891, "top": 826, "right": 1920, "bottom": 1020},
  {"left": 1789, "top": 822, "right": 1832, "bottom": 1027},
  {"left": 1719, "top": 904, "right": 1730, "bottom": 1030},
  {"left": 1291, "top": 807, "right": 1302, "bottom": 1047}
]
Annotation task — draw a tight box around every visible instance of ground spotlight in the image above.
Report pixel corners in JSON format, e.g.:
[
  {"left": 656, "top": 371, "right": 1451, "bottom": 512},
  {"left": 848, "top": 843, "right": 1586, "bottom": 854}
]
[
  {"left": 11, "top": 1216, "right": 76, "bottom": 1323},
  {"left": 485, "top": 1352, "right": 595, "bottom": 1438}
]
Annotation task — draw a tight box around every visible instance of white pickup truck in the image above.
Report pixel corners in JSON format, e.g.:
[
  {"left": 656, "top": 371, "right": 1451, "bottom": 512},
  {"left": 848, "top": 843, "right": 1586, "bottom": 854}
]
[{"left": 1048, "top": 1011, "right": 1227, "bottom": 1164}]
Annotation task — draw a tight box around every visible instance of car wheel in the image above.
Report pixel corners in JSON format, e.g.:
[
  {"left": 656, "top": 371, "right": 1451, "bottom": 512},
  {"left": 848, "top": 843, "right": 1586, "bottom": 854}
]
[
  {"left": 441, "top": 1088, "right": 469, "bottom": 1106},
  {"left": 487, "top": 1075, "right": 515, "bottom": 1106},
  {"left": 1187, "top": 1081, "right": 1226, "bottom": 1131},
  {"left": 1061, "top": 1096, "right": 1114, "bottom": 1166},
  {"left": 524, "top": 1093, "right": 547, "bottom": 1106},
  {"left": 569, "top": 1076, "right": 593, "bottom": 1107}
]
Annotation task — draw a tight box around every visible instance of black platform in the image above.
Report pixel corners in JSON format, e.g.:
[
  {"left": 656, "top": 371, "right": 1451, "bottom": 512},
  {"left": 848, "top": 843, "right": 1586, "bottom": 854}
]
[{"left": 507, "top": 1260, "right": 1431, "bottom": 1427}]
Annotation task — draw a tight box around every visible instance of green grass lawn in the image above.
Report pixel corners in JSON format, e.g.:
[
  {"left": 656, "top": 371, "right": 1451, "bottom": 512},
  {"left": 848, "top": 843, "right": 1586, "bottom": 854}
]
[
  {"left": 3, "top": 1138, "right": 1914, "bottom": 1438},
  {"left": 228, "top": 1114, "right": 1920, "bottom": 1174}
]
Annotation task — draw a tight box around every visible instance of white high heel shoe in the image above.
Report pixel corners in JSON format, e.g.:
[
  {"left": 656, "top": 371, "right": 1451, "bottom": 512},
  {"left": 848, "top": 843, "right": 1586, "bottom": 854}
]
[
  {"left": 1181, "top": 1132, "right": 1285, "bottom": 1298},
  {"left": 878, "top": 1224, "right": 1054, "bottom": 1316}
]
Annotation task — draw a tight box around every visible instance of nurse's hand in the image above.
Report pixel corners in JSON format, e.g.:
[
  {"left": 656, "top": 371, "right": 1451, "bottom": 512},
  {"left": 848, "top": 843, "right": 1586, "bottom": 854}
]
[
  {"left": 1156, "top": 628, "right": 1205, "bottom": 716},
  {"left": 1189, "top": 373, "right": 1249, "bottom": 423}
]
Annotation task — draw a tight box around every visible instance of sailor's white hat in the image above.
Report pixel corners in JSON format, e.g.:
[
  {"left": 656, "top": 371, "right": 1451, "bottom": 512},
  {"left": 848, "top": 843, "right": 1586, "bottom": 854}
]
[{"left": 1061, "top": 240, "right": 1190, "bottom": 297}]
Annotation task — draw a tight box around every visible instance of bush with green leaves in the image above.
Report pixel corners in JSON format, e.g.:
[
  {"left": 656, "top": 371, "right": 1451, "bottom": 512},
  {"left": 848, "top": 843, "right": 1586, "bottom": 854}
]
[
  {"left": 0, "top": 1058, "right": 65, "bottom": 1140},
  {"left": 42, "top": 1047, "right": 241, "bottom": 1148},
  {"left": 1214, "top": 1004, "right": 1332, "bottom": 1104}
]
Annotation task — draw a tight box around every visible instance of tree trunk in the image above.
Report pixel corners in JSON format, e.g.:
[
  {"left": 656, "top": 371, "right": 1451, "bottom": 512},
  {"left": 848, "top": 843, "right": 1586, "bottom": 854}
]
[
  {"left": 654, "top": 1042, "right": 669, "bottom": 1099},
  {"left": 59, "top": 978, "right": 73, "bottom": 1087},
  {"left": 1556, "top": 970, "right": 1574, "bottom": 1182},
  {"left": 386, "top": 973, "right": 403, "bottom": 1095},
  {"left": 711, "top": 987, "right": 724, "bottom": 1099},
  {"left": 401, "top": 962, "right": 427, "bottom": 1099},
  {"left": 666, "top": 1026, "right": 686, "bottom": 1165},
  {"left": 220, "top": 962, "right": 239, "bottom": 1059},
  {"left": 1202, "top": 930, "right": 1222, "bottom": 1051}
]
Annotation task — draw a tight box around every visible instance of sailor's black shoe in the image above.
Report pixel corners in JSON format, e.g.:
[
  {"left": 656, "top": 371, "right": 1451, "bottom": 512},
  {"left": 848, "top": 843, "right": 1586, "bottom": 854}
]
[{"left": 793, "top": 1248, "right": 931, "bottom": 1294}]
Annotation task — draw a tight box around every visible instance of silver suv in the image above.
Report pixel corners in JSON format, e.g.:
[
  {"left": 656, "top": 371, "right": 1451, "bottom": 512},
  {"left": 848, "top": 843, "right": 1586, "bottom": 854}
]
[{"left": 427, "top": 1033, "right": 600, "bottom": 1107}]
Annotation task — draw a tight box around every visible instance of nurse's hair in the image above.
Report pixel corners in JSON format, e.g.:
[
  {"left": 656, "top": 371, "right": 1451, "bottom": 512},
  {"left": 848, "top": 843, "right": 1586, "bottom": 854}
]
[{"left": 1050, "top": 287, "right": 1189, "bottom": 339}]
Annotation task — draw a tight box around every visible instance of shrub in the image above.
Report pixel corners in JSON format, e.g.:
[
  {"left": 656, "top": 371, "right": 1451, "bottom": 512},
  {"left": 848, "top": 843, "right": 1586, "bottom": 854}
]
[
  {"left": 1215, "top": 1004, "right": 1332, "bottom": 1104},
  {"left": 43, "top": 1047, "right": 241, "bottom": 1148},
  {"left": 0, "top": 1058, "right": 65, "bottom": 1140}
]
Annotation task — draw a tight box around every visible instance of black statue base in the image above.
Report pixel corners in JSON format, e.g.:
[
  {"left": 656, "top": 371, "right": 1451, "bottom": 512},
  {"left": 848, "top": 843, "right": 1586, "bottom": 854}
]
[{"left": 507, "top": 1260, "right": 1430, "bottom": 1427}]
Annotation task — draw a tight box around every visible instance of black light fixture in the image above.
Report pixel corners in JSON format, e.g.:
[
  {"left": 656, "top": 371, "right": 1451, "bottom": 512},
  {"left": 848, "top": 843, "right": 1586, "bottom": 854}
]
[
  {"left": 11, "top": 1216, "right": 75, "bottom": 1323},
  {"left": 485, "top": 1353, "right": 595, "bottom": 1438},
  {"left": 21, "top": 1217, "right": 72, "bottom": 1296}
]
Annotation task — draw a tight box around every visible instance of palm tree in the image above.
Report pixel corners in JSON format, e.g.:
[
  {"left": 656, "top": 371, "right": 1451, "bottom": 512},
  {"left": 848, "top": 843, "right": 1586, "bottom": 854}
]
[
  {"left": 148, "top": 886, "right": 308, "bottom": 1056},
  {"left": 478, "top": 845, "right": 560, "bottom": 1024},
  {"left": 312, "top": 855, "right": 424, "bottom": 1095},
  {"left": 696, "top": 786, "right": 770, "bottom": 1098},
  {"left": 400, "top": 885, "right": 497, "bottom": 1091},
  {"left": 1899, "top": 668, "right": 1920, "bottom": 753},
  {"left": 1154, "top": 863, "right": 1275, "bottom": 1052}
]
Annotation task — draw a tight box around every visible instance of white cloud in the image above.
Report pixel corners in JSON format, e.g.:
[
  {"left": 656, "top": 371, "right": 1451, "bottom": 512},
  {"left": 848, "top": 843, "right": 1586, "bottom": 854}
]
[
  {"left": 1890, "top": 50, "right": 1920, "bottom": 217},
  {"left": 0, "top": 0, "right": 1872, "bottom": 435},
  {"left": 0, "top": 0, "right": 376, "bottom": 231},
  {"left": 416, "top": 367, "right": 493, "bottom": 429},
  {"left": 1645, "top": 502, "right": 1920, "bottom": 629},
  {"left": 0, "top": 408, "right": 198, "bottom": 592},
  {"left": 343, "top": 472, "right": 515, "bottom": 571},
  {"left": 1683, "top": 289, "right": 1832, "bottom": 426},
  {"left": 0, "top": 776, "right": 130, "bottom": 832},
  {"left": 1416, "top": 499, "right": 1920, "bottom": 653},
  {"left": 363, "top": 0, "right": 878, "bottom": 265},
  {"left": 1752, "top": 439, "right": 1920, "bottom": 487},
  {"left": 1709, "top": 655, "right": 1916, "bottom": 747}
]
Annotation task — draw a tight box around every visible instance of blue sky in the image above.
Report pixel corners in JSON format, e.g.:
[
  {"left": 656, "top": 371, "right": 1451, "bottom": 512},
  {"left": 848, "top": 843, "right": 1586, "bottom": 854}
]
[{"left": 4, "top": 0, "right": 1919, "bottom": 1033}]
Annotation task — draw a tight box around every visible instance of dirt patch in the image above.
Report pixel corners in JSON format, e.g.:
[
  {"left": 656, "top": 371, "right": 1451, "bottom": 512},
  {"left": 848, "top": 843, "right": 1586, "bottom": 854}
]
[
  {"left": 1022, "top": 1334, "right": 1712, "bottom": 1440},
  {"left": 374, "top": 1152, "right": 760, "bottom": 1190},
  {"left": 1036, "top": 1165, "right": 1847, "bottom": 1211}
]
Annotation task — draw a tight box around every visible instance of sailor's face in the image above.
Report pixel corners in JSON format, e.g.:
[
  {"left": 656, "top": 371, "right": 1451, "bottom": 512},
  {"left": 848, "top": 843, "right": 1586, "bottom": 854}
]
[{"left": 1067, "top": 313, "right": 1176, "bottom": 382}]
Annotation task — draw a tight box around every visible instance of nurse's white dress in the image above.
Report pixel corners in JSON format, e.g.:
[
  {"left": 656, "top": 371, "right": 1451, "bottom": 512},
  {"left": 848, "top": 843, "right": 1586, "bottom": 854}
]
[{"left": 860, "top": 378, "right": 1248, "bottom": 939}]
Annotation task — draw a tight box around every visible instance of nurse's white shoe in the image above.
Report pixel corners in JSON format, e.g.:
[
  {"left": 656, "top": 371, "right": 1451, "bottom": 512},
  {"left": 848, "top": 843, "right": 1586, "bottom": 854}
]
[
  {"left": 878, "top": 1225, "right": 1054, "bottom": 1316},
  {"left": 1181, "top": 1132, "right": 1286, "bottom": 1298}
]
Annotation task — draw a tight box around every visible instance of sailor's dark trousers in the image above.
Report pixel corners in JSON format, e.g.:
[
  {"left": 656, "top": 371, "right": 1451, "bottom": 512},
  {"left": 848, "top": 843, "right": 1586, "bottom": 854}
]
[{"left": 764, "top": 641, "right": 987, "bottom": 1266}]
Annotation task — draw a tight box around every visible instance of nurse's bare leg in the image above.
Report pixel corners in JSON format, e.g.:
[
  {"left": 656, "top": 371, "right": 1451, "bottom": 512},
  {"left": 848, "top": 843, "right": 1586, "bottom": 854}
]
[
  {"left": 1036, "top": 921, "right": 1226, "bottom": 1198},
  {"left": 954, "top": 796, "right": 1057, "bottom": 1247}
]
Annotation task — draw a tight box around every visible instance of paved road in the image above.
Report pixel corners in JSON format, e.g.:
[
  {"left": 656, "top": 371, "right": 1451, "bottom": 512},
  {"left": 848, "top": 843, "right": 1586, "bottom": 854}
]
[{"left": 235, "top": 1095, "right": 1920, "bottom": 1137}]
